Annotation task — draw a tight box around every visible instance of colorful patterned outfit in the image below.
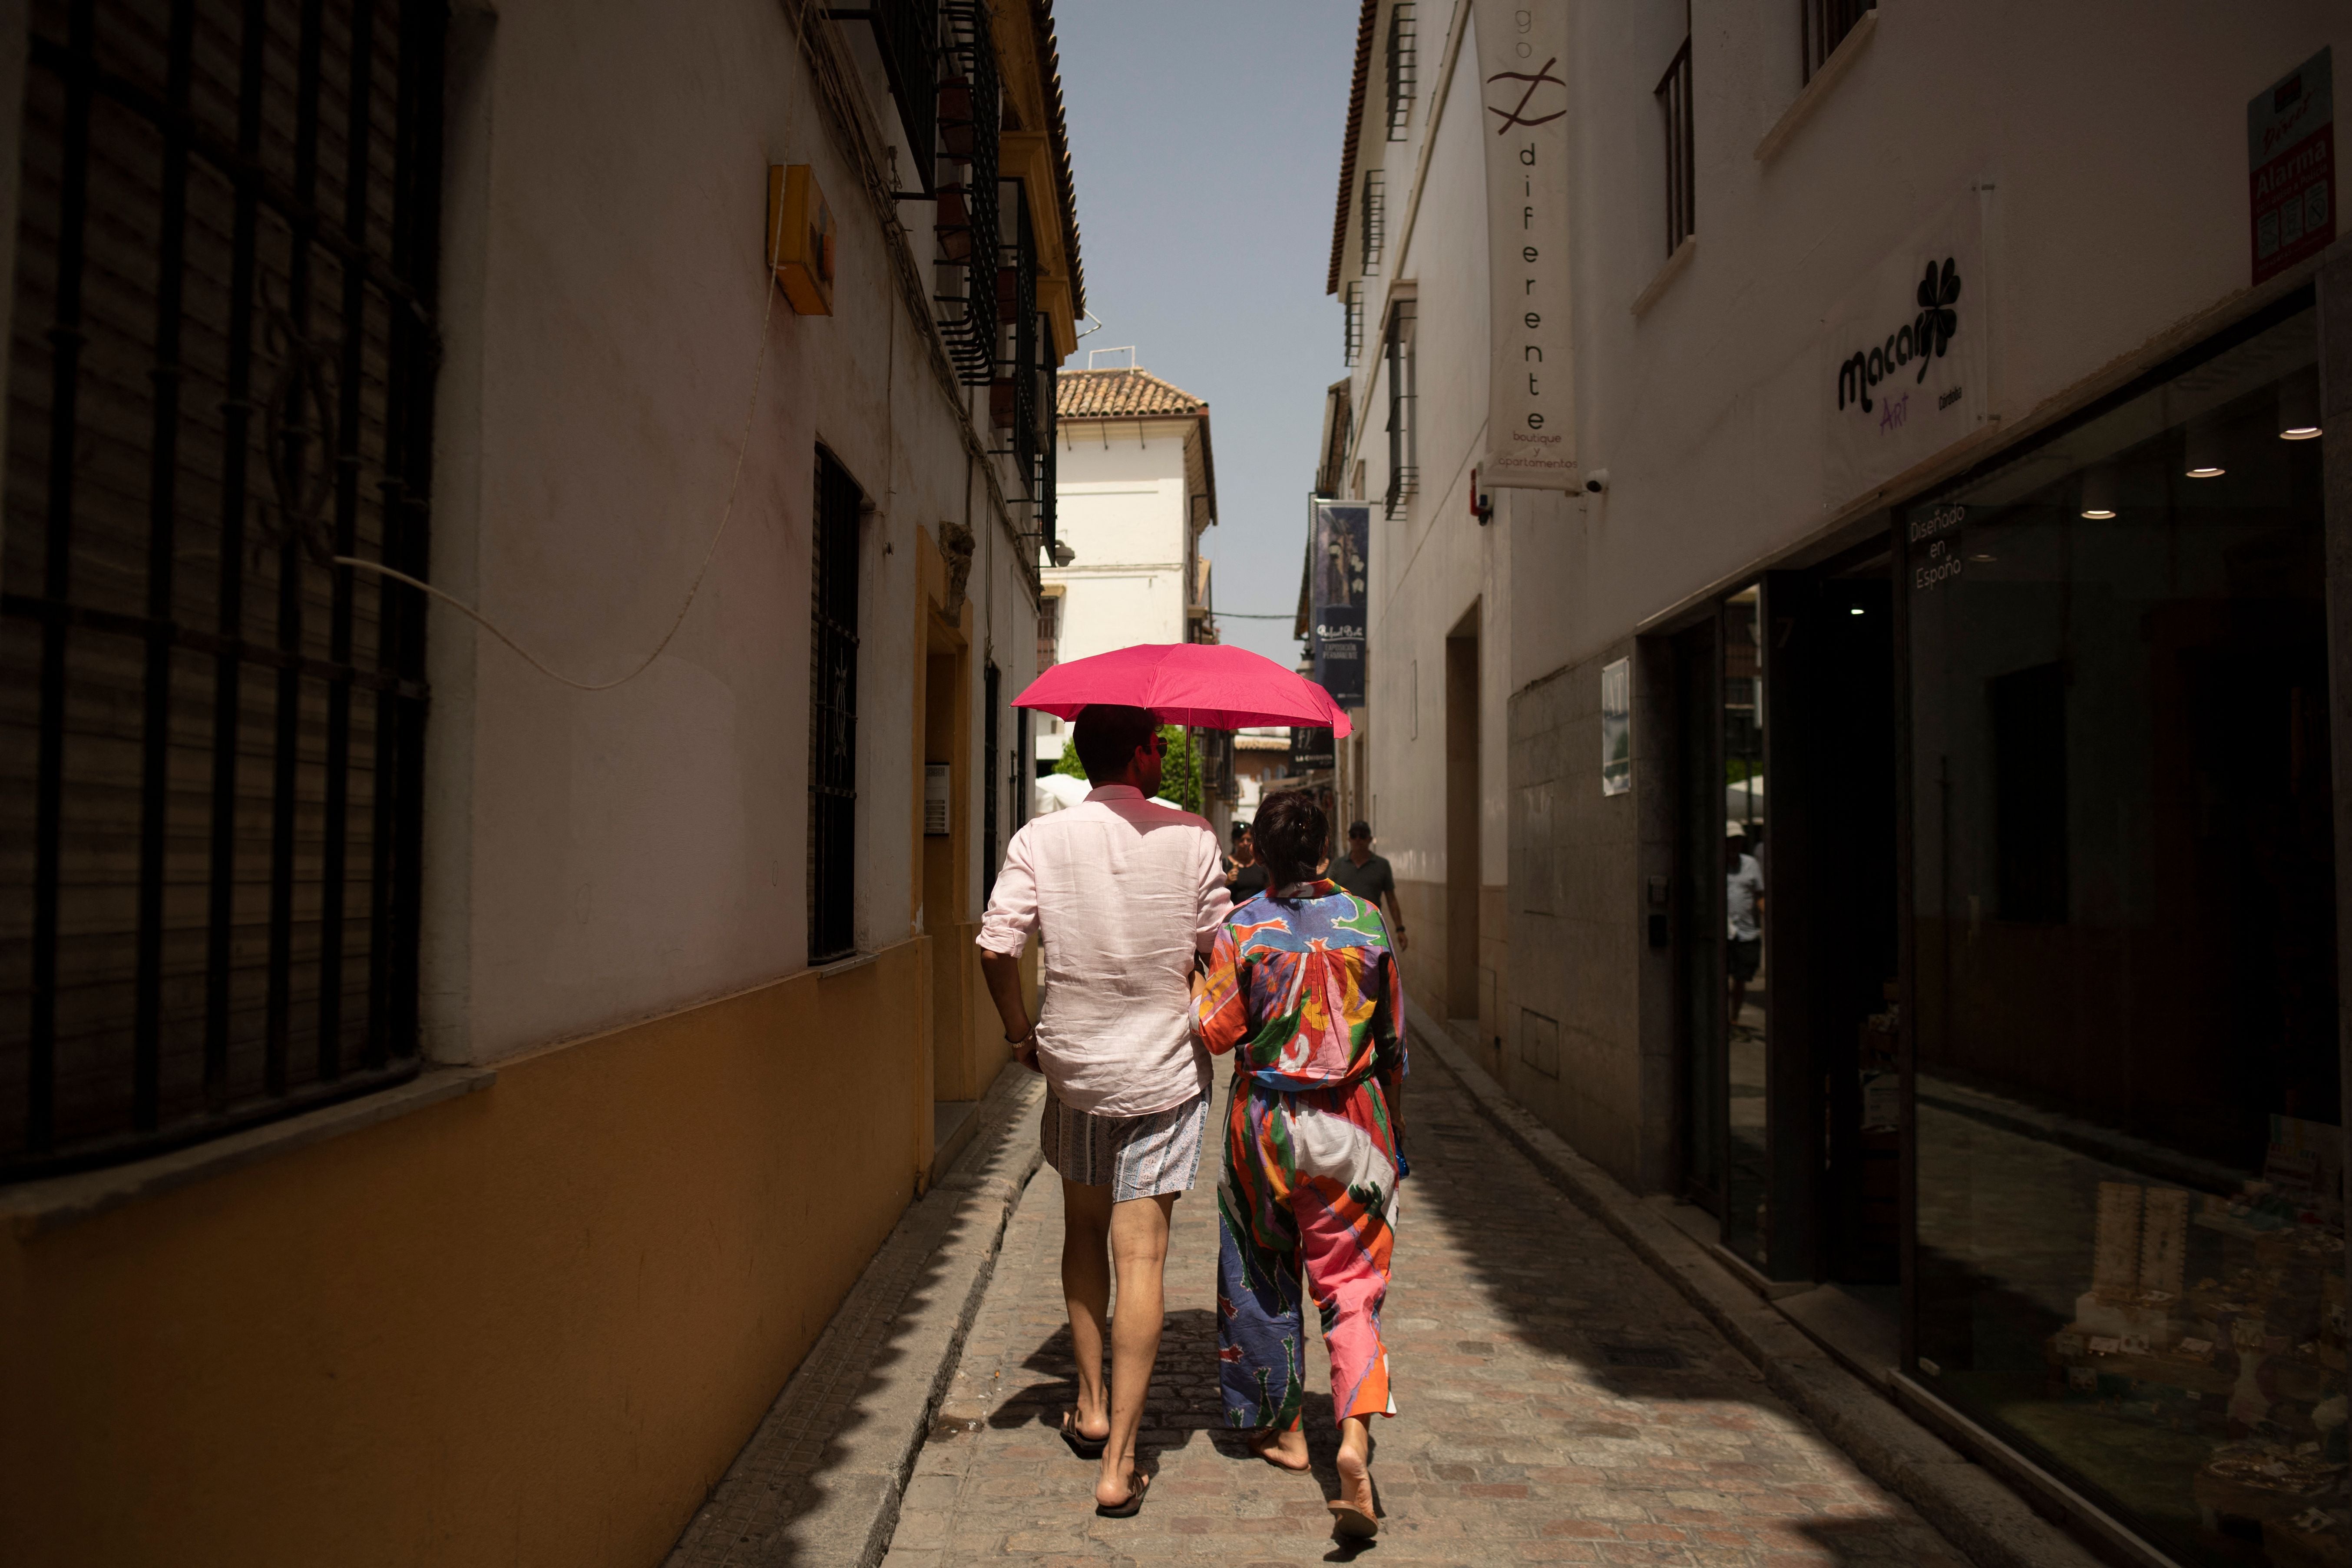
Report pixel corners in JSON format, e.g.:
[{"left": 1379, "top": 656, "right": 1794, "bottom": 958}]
[{"left": 1192, "top": 878, "right": 1407, "bottom": 1432}]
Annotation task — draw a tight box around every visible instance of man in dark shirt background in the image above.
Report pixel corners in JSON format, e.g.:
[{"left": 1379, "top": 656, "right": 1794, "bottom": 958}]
[{"left": 1327, "top": 820, "right": 1407, "bottom": 950}]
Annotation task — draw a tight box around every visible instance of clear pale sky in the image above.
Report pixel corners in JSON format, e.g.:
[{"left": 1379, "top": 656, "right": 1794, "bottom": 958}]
[{"left": 1052, "top": 0, "right": 1356, "bottom": 670}]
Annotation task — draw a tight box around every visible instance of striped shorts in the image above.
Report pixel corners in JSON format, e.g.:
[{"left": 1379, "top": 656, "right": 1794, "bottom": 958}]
[{"left": 1041, "top": 1086, "right": 1210, "bottom": 1201}]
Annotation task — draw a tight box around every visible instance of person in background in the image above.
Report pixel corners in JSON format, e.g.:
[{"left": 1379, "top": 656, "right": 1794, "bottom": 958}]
[
  {"left": 977, "top": 703, "right": 1232, "bottom": 1519},
  {"left": 1727, "top": 825, "right": 1765, "bottom": 1033},
  {"left": 1192, "top": 789, "right": 1406, "bottom": 1542},
  {"left": 1325, "top": 819, "right": 1406, "bottom": 951},
  {"left": 1227, "top": 820, "right": 1269, "bottom": 901}
]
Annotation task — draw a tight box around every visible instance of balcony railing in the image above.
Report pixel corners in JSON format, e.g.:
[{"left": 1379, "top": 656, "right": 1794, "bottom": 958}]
[{"left": 933, "top": 0, "right": 999, "bottom": 386}]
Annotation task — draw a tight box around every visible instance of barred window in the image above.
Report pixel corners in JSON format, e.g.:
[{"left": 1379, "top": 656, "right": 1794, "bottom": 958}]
[
  {"left": 1384, "top": 299, "right": 1418, "bottom": 519},
  {"left": 1384, "top": 3, "right": 1417, "bottom": 141},
  {"left": 2, "top": 0, "right": 445, "bottom": 1177},
  {"left": 1657, "top": 37, "right": 1694, "bottom": 255},
  {"left": 1344, "top": 280, "right": 1364, "bottom": 367},
  {"left": 808, "top": 452, "right": 863, "bottom": 964},
  {"left": 1802, "top": 0, "right": 1871, "bottom": 83},
  {"left": 1360, "top": 169, "right": 1385, "bottom": 277}
]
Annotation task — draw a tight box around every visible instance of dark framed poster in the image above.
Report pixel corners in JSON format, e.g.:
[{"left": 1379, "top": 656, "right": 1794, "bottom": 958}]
[{"left": 1310, "top": 500, "right": 1370, "bottom": 708}]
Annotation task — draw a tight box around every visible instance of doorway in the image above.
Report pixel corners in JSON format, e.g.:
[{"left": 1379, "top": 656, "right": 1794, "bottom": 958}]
[
  {"left": 1674, "top": 552, "right": 1901, "bottom": 1302},
  {"left": 1445, "top": 611, "right": 1481, "bottom": 1025}
]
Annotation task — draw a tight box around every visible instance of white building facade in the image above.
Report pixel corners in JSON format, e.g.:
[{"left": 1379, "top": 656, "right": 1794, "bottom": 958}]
[
  {"left": 0, "top": 2, "right": 1079, "bottom": 1561},
  {"left": 1320, "top": 3, "right": 2352, "bottom": 1558},
  {"left": 1037, "top": 365, "right": 1227, "bottom": 823}
]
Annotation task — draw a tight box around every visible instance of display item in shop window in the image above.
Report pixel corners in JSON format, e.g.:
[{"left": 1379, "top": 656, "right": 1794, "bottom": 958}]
[{"left": 2041, "top": 1128, "right": 2350, "bottom": 1560}]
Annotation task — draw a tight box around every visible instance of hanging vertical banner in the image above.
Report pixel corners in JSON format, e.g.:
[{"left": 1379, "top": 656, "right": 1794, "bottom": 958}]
[
  {"left": 1310, "top": 500, "right": 1370, "bottom": 707},
  {"left": 1474, "top": 0, "right": 1576, "bottom": 490}
]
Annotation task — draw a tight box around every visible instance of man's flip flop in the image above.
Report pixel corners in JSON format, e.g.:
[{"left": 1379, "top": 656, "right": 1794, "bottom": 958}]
[
  {"left": 1329, "top": 1500, "right": 1379, "bottom": 1540},
  {"left": 1059, "top": 1413, "right": 1106, "bottom": 1460},
  {"left": 1095, "top": 1472, "right": 1149, "bottom": 1518}
]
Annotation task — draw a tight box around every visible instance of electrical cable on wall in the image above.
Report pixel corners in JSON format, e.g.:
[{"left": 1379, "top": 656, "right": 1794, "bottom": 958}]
[{"left": 330, "top": 1, "right": 815, "bottom": 693}]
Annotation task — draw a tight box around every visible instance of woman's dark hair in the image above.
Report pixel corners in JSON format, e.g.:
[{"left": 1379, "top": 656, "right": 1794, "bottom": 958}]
[
  {"left": 1073, "top": 704, "right": 1159, "bottom": 783},
  {"left": 1252, "top": 789, "right": 1327, "bottom": 890}
]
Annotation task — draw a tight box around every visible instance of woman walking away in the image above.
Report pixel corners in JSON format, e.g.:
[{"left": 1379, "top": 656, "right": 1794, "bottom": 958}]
[{"left": 1191, "top": 788, "right": 1406, "bottom": 1540}]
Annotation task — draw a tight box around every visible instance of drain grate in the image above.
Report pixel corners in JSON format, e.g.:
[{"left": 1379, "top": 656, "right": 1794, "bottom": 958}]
[{"left": 1599, "top": 1344, "right": 1686, "bottom": 1370}]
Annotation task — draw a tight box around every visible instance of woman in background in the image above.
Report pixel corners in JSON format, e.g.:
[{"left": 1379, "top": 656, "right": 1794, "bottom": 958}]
[{"left": 1191, "top": 789, "right": 1406, "bottom": 1540}]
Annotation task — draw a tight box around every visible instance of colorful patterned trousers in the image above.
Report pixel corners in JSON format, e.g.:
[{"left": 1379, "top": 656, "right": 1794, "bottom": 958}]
[{"left": 1216, "top": 1074, "right": 1400, "bottom": 1431}]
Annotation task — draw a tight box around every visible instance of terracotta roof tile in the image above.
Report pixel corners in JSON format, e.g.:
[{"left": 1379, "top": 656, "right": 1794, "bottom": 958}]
[{"left": 1056, "top": 367, "right": 1209, "bottom": 418}]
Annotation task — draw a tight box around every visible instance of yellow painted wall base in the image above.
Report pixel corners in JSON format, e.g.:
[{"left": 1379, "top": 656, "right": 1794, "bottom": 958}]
[{"left": 0, "top": 936, "right": 930, "bottom": 1568}]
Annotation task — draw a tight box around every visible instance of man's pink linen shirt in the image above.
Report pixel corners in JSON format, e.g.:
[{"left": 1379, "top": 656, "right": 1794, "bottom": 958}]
[{"left": 976, "top": 785, "right": 1232, "bottom": 1117}]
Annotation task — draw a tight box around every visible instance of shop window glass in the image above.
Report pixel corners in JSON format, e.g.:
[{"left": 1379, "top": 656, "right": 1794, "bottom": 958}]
[
  {"left": 1724, "top": 588, "right": 1768, "bottom": 1265},
  {"left": 1906, "top": 304, "right": 2337, "bottom": 1566}
]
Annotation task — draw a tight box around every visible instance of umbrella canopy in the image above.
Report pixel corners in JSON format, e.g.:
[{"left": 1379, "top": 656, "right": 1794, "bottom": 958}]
[{"left": 1013, "top": 643, "right": 1353, "bottom": 738}]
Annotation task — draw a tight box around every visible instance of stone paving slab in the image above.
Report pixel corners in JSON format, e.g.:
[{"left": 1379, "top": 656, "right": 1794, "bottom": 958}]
[
  {"left": 880, "top": 1045, "right": 1982, "bottom": 1568},
  {"left": 1403, "top": 1000, "right": 2106, "bottom": 1568},
  {"left": 663, "top": 1063, "right": 1049, "bottom": 1568}
]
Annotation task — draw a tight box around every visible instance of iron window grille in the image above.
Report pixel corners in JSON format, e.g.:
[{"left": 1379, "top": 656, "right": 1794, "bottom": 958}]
[
  {"left": 2, "top": 0, "right": 445, "bottom": 1179},
  {"left": 1801, "top": 0, "right": 1871, "bottom": 83},
  {"left": 983, "top": 661, "right": 999, "bottom": 897},
  {"left": 1038, "top": 354, "right": 1057, "bottom": 556},
  {"left": 808, "top": 451, "right": 863, "bottom": 964},
  {"left": 828, "top": 0, "right": 940, "bottom": 195},
  {"left": 1385, "top": 299, "right": 1418, "bottom": 518},
  {"left": 997, "top": 185, "right": 1040, "bottom": 518},
  {"left": 1036, "top": 593, "right": 1061, "bottom": 669},
  {"left": 1385, "top": 3, "right": 1416, "bottom": 142},
  {"left": 932, "top": 0, "right": 999, "bottom": 386},
  {"left": 1013, "top": 708, "right": 1029, "bottom": 826},
  {"left": 1360, "top": 168, "right": 1385, "bottom": 277},
  {"left": 1657, "top": 37, "right": 1694, "bottom": 256},
  {"left": 1343, "top": 280, "right": 1364, "bottom": 367}
]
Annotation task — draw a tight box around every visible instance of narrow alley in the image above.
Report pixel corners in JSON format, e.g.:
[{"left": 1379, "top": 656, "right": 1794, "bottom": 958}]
[{"left": 882, "top": 1048, "right": 1968, "bottom": 1568}]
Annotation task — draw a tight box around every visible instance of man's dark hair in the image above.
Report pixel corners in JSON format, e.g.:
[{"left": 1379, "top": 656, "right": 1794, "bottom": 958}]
[
  {"left": 1074, "top": 704, "right": 1160, "bottom": 784},
  {"left": 1347, "top": 820, "right": 1371, "bottom": 839},
  {"left": 1254, "top": 789, "right": 1328, "bottom": 890}
]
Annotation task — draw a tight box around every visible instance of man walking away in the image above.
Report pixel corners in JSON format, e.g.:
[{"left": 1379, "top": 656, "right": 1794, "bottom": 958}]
[
  {"left": 977, "top": 703, "right": 1231, "bottom": 1518},
  {"left": 1327, "top": 820, "right": 1408, "bottom": 951}
]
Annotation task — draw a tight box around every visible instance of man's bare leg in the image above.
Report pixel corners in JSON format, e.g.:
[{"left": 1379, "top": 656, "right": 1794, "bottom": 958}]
[
  {"left": 1059, "top": 1179, "right": 1113, "bottom": 1445},
  {"left": 1096, "top": 1191, "right": 1178, "bottom": 1507}
]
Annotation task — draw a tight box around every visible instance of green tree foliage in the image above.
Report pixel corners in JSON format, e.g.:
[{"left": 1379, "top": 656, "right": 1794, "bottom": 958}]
[
  {"left": 1054, "top": 725, "right": 1204, "bottom": 814},
  {"left": 1158, "top": 726, "right": 1203, "bottom": 814}
]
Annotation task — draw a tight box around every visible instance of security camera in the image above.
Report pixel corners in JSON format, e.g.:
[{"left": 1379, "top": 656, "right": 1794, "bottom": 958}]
[
  {"left": 1050, "top": 541, "right": 1076, "bottom": 567},
  {"left": 1584, "top": 469, "right": 1611, "bottom": 494}
]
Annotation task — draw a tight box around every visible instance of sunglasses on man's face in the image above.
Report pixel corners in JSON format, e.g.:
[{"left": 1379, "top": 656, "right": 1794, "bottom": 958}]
[{"left": 1143, "top": 735, "right": 1168, "bottom": 757}]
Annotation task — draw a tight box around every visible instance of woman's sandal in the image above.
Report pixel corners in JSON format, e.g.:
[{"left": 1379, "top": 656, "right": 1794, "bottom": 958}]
[
  {"left": 1059, "top": 1412, "right": 1107, "bottom": 1461},
  {"left": 1328, "top": 1499, "right": 1379, "bottom": 1540},
  {"left": 1094, "top": 1470, "right": 1149, "bottom": 1518}
]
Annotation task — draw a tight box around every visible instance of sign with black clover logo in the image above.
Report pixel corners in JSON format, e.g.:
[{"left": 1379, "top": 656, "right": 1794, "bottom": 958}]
[{"left": 1822, "top": 191, "right": 1991, "bottom": 509}]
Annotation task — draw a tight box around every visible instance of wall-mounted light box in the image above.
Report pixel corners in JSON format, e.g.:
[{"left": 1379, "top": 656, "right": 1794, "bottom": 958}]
[{"left": 767, "top": 164, "right": 835, "bottom": 315}]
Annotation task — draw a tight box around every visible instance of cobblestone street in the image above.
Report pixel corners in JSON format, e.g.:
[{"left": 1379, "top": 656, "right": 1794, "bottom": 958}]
[{"left": 881, "top": 1056, "right": 1973, "bottom": 1567}]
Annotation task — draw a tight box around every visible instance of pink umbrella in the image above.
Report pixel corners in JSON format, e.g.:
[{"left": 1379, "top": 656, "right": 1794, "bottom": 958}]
[{"left": 1013, "top": 643, "right": 1353, "bottom": 738}]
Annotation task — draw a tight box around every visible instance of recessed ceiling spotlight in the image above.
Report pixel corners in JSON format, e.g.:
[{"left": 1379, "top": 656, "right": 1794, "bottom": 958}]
[
  {"left": 2079, "top": 463, "right": 2118, "bottom": 519},
  {"left": 2185, "top": 414, "right": 2226, "bottom": 479},
  {"left": 2280, "top": 365, "right": 2322, "bottom": 441}
]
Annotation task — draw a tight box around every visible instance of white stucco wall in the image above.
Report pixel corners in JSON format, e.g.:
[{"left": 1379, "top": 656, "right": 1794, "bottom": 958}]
[
  {"left": 425, "top": 0, "right": 1039, "bottom": 1063},
  {"left": 1038, "top": 419, "right": 1198, "bottom": 755}
]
